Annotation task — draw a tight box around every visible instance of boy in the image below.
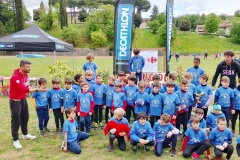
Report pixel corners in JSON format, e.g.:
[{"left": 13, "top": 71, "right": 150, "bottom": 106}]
[
  {"left": 111, "top": 82, "right": 127, "bottom": 111},
  {"left": 175, "top": 79, "right": 194, "bottom": 135},
  {"left": 76, "top": 82, "right": 94, "bottom": 133},
  {"left": 209, "top": 117, "right": 234, "bottom": 160},
  {"left": 91, "top": 74, "right": 106, "bottom": 129},
  {"left": 143, "top": 77, "right": 151, "bottom": 94},
  {"left": 129, "top": 48, "right": 145, "bottom": 83},
  {"left": 162, "top": 81, "right": 181, "bottom": 125},
  {"left": 181, "top": 116, "right": 211, "bottom": 160},
  {"left": 206, "top": 104, "right": 226, "bottom": 131},
  {"left": 186, "top": 58, "right": 205, "bottom": 86},
  {"left": 82, "top": 53, "right": 98, "bottom": 80},
  {"left": 47, "top": 78, "right": 64, "bottom": 133},
  {"left": 160, "top": 72, "right": 180, "bottom": 93},
  {"left": 31, "top": 78, "right": 50, "bottom": 136},
  {"left": 72, "top": 74, "right": 83, "bottom": 93},
  {"left": 196, "top": 74, "right": 213, "bottom": 119},
  {"left": 187, "top": 108, "right": 209, "bottom": 132},
  {"left": 105, "top": 108, "right": 130, "bottom": 152},
  {"left": 125, "top": 75, "right": 138, "bottom": 123},
  {"left": 84, "top": 70, "right": 96, "bottom": 92},
  {"left": 130, "top": 113, "right": 154, "bottom": 152},
  {"left": 214, "top": 76, "right": 234, "bottom": 127},
  {"left": 133, "top": 81, "right": 148, "bottom": 117},
  {"left": 149, "top": 74, "right": 161, "bottom": 93},
  {"left": 104, "top": 75, "right": 116, "bottom": 123},
  {"left": 153, "top": 114, "right": 179, "bottom": 157},
  {"left": 148, "top": 82, "right": 163, "bottom": 127},
  {"left": 115, "top": 71, "right": 126, "bottom": 91},
  {"left": 62, "top": 78, "right": 77, "bottom": 112},
  {"left": 62, "top": 107, "right": 89, "bottom": 154},
  {"left": 232, "top": 79, "right": 240, "bottom": 135}
]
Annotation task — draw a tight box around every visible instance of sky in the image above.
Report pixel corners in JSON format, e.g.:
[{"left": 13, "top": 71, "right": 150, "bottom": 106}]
[{"left": 23, "top": 0, "right": 240, "bottom": 19}]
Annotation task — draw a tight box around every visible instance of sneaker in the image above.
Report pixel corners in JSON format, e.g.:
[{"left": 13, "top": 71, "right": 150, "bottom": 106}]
[
  {"left": 93, "top": 123, "right": 98, "bottom": 129},
  {"left": 39, "top": 130, "right": 44, "bottom": 136},
  {"left": 170, "top": 149, "right": 176, "bottom": 157},
  {"left": 43, "top": 127, "right": 50, "bottom": 132},
  {"left": 132, "top": 145, "right": 138, "bottom": 153},
  {"left": 13, "top": 140, "right": 22, "bottom": 149},
  {"left": 22, "top": 133, "right": 36, "bottom": 140},
  {"left": 191, "top": 152, "right": 199, "bottom": 160},
  {"left": 55, "top": 128, "right": 60, "bottom": 133},
  {"left": 108, "top": 144, "right": 113, "bottom": 152},
  {"left": 144, "top": 145, "right": 150, "bottom": 152},
  {"left": 61, "top": 141, "right": 64, "bottom": 150},
  {"left": 99, "top": 122, "right": 104, "bottom": 129},
  {"left": 232, "top": 130, "right": 235, "bottom": 137}
]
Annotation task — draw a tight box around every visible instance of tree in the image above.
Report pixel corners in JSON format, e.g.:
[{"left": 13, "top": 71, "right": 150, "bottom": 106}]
[
  {"left": 134, "top": 13, "right": 142, "bottom": 28},
  {"left": 219, "top": 13, "right": 227, "bottom": 21},
  {"left": 15, "top": 0, "right": 23, "bottom": 31},
  {"left": 23, "top": 5, "right": 30, "bottom": 22},
  {"left": 33, "top": 9, "right": 41, "bottom": 22},
  {"left": 158, "top": 23, "right": 177, "bottom": 46},
  {"left": 67, "top": 0, "right": 77, "bottom": 24},
  {"left": 0, "top": 21, "right": 6, "bottom": 36},
  {"left": 53, "top": 3, "right": 60, "bottom": 24},
  {"left": 78, "top": 7, "right": 88, "bottom": 22},
  {"left": 230, "top": 17, "right": 240, "bottom": 44},
  {"left": 90, "top": 30, "right": 107, "bottom": 47},
  {"left": 60, "top": 0, "right": 68, "bottom": 29},
  {"left": 204, "top": 13, "right": 219, "bottom": 34},
  {"left": 234, "top": 10, "right": 240, "bottom": 18},
  {"left": 150, "top": 5, "right": 159, "bottom": 21},
  {"left": 61, "top": 26, "right": 79, "bottom": 45},
  {"left": 135, "top": 0, "right": 151, "bottom": 15},
  {"left": 179, "top": 19, "right": 191, "bottom": 33},
  {"left": 148, "top": 20, "right": 159, "bottom": 34}
]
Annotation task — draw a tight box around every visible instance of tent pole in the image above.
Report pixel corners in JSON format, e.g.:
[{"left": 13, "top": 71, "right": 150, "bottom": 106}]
[
  {"left": 54, "top": 50, "right": 56, "bottom": 64},
  {"left": 21, "top": 51, "right": 23, "bottom": 59}
]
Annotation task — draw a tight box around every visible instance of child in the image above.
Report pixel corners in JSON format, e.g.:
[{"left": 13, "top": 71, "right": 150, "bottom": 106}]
[
  {"left": 111, "top": 82, "right": 127, "bottom": 112},
  {"left": 160, "top": 72, "right": 180, "bottom": 93},
  {"left": 47, "top": 78, "right": 64, "bottom": 133},
  {"left": 133, "top": 81, "right": 148, "bottom": 118},
  {"left": 143, "top": 77, "right": 151, "bottom": 94},
  {"left": 82, "top": 53, "right": 98, "bottom": 80},
  {"left": 130, "top": 113, "right": 154, "bottom": 152},
  {"left": 187, "top": 108, "right": 209, "bottom": 132},
  {"left": 149, "top": 74, "right": 161, "bottom": 93},
  {"left": 116, "top": 71, "right": 126, "bottom": 91},
  {"left": 105, "top": 108, "right": 130, "bottom": 152},
  {"left": 175, "top": 79, "right": 194, "bottom": 135},
  {"left": 72, "top": 74, "right": 83, "bottom": 93},
  {"left": 162, "top": 81, "right": 181, "bottom": 125},
  {"left": 153, "top": 114, "right": 179, "bottom": 157},
  {"left": 91, "top": 74, "right": 106, "bottom": 129},
  {"left": 125, "top": 75, "right": 138, "bottom": 123},
  {"left": 209, "top": 117, "right": 234, "bottom": 160},
  {"left": 31, "top": 78, "right": 49, "bottom": 136},
  {"left": 84, "top": 70, "right": 96, "bottom": 92},
  {"left": 148, "top": 82, "right": 163, "bottom": 127},
  {"left": 62, "top": 107, "right": 89, "bottom": 154},
  {"left": 214, "top": 76, "right": 234, "bottom": 127},
  {"left": 206, "top": 104, "right": 226, "bottom": 131},
  {"left": 236, "top": 135, "right": 240, "bottom": 159},
  {"left": 76, "top": 82, "right": 94, "bottom": 133},
  {"left": 181, "top": 116, "right": 211, "bottom": 160},
  {"left": 232, "top": 79, "right": 240, "bottom": 135},
  {"left": 104, "top": 75, "right": 116, "bottom": 123},
  {"left": 129, "top": 48, "right": 145, "bottom": 83},
  {"left": 196, "top": 74, "right": 213, "bottom": 119},
  {"left": 62, "top": 78, "right": 77, "bottom": 113}
]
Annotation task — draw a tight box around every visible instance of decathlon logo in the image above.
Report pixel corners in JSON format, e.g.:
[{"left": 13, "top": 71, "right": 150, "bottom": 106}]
[
  {"left": 148, "top": 57, "right": 157, "bottom": 64},
  {"left": 11, "top": 34, "right": 41, "bottom": 39}
]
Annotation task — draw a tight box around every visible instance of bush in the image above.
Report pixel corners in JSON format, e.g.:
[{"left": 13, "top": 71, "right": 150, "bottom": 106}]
[
  {"left": 90, "top": 30, "right": 107, "bottom": 47},
  {"left": 98, "top": 68, "right": 111, "bottom": 84},
  {"left": 216, "top": 29, "right": 225, "bottom": 36},
  {"left": 61, "top": 27, "right": 79, "bottom": 45}
]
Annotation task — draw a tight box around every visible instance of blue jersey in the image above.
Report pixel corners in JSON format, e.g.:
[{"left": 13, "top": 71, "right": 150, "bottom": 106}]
[
  {"left": 175, "top": 90, "right": 194, "bottom": 111},
  {"left": 62, "top": 88, "right": 77, "bottom": 110},
  {"left": 31, "top": 91, "right": 48, "bottom": 108},
  {"left": 188, "top": 83, "right": 197, "bottom": 95},
  {"left": 153, "top": 122, "right": 174, "bottom": 141},
  {"left": 84, "top": 79, "right": 96, "bottom": 91},
  {"left": 105, "top": 85, "right": 115, "bottom": 107},
  {"left": 125, "top": 84, "right": 138, "bottom": 105},
  {"left": 115, "top": 79, "right": 126, "bottom": 92},
  {"left": 129, "top": 55, "right": 145, "bottom": 72},
  {"left": 109, "top": 117, "right": 130, "bottom": 127},
  {"left": 133, "top": 91, "right": 148, "bottom": 114},
  {"left": 233, "top": 88, "right": 240, "bottom": 110},
  {"left": 209, "top": 127, "right": 232, "bottom": 146},
  {"left": 47, "top": 88, "right": 63, "bottom": 109},
  {"left": 160, "top": 83, "right": 180, "bottom": 93},
  {"left": 92, "top": 83, "right": 106, "bottom": 105},
  {"left": 144, "top": 86, "right": 151, "bottom": 94},
  {"left": 196, "top": 85, "right": 212, "bottom": 108},
  {"left": 215, "top": 86, "right": 234, "bottom": 108},
  {"left": 187, "top": 118, "right": 207, "bottom": 129},
  {"left": 72, "top": 83, "right": 81, "bottom": 93},
  {"left": 63, "top": 119, "right": 78, "bottom": 142},
  {"left": 236, "top": 135, "right": 240, "bottom": 144},
  {"left": 185, "top": 127, "right": 208, "bottom": 144},
  {"left": 112, "top": 91, "right": 126, "bottom": 109},
  {"left": 77, "top": 92, "right": 93, "bottom": 113},
  {"left": 186, "top": 67, "right": 205, "bottom": 86},
  {"left": 206, "top": 112, "right": 226, "bottom": 129},
  {"left": 162, "top": 92, "right": 181, "bottom": 115},
  {"left": 130, "top": 121, "right": 154, "bottom": 142},
  {"left": 147, "top": 92, "right": 163, "bottom": 116},
  {"left": 83, "top": 62, "right": 98, "bottom": 80}
]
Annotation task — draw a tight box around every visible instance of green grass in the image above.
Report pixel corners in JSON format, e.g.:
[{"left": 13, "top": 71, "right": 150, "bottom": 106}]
[{"left": 0, "top": 56, "right": 239, "bottom": 159}]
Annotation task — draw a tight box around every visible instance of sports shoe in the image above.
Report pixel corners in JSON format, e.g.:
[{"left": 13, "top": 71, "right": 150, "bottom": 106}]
[
  {"left": 55, "top": 128, "right": 60, "bottom": 133},
  {"left": 43, "top": 127, "right": 50, "bottom": 132},
  {"left": 61, "top": 141, "right": 64, "bottom": 150},
  {"left": 191, "top": 152, "right": 199, "bottom": 160},
  {"left": 39, "top": 130, "right": 44, "bottom": 136},
  {"left": 144, "top": 145, "right": 150, "bottom": 152},
  {"left": 99, "top": 122, "right": 104, "bottom": 129},
  {"left": 13, "top": 140, "right": 22, "bottom": 149},
  {"left": 22, "top": 133, "right": 36, "bottom": 140},
  {"left": 132, "top": 145, "right": 138, "bottom": 153},
  {"left": 232, "top": 130, "right": 235, "bottom": 137},
  {"left": 108, "top": 144, "right": 113, "bottom": 152},
  {"left": 93, "top": 123, "right": 98, "bottom": 129},
  {"left": 170, "top": 149, "right": 176, "bottom": 157}
]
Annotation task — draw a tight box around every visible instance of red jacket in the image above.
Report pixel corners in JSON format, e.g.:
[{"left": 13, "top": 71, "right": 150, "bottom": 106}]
[{"left": 9, "top": 68, "right": 29, "bottom": 99}]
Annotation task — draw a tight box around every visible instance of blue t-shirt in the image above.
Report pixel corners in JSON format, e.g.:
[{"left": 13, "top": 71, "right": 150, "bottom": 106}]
[
  {"left": 92, "top": 83, "right": 106, "bottom": 105},
  {"left": 62, "top": 88, "right": 77, "bottom": 110},
  {"left": 209, "top": 127, "right": 232, "bottom": 146},
  {"left": 63, "top": 119, "right": 78, "bottom": 142},
  {"left": 206, "top": 112, "right": 226, "bottom": 129},
  {"left": 109, "top": 117, "right": 130, "bottom": 127},
  {"left": 130, "top": 121, "right": 154, "bottom": 142},
  {"left": 47, "top": 88, "right": 63, "bottom": 109},
  {"left": 144, "top": 86, "right": 151, "bottom": 94},
  {"left": 185, "top": 127, "right": 208, "bottom": 144},
  {"left": 31, "top": 91, "right": 48, "bottom": 108},
  {"left": 160, "top": 83, "right": 180, "bottom": 93},
  {"left": 72, "top": 83, "right": 81, "bottom": 93},
  {"left": 112, "top": 91, "right": 126, "bottom": 108},
  {"left": 153, "top": 122, "right": 174, "bottom": 141},
  {"left": 175, "top": 90, "right": 194, "bottom": 111},
  {"left": 125, "top": 84, "right": 138, "bottom": 105},
  {"left": 105, "top": 85, "right": 115, "bottom": 107},
  {"left": 133, "top": 91, "right": 148, "bottom": 114},
  {"left": 187, "top": 118, "right": 207, "bottom": 129},
  {"left": 82, "top": 62, "right": 98, "bottom": 80},
  {"left": 129, "top": 55, "right": 145, "bottom": 72},
  {"left": 147, "top": 92, "right": 163, "bottom": 116},
  {"left": 76, "top": 92, "right": 93, "bottom": 113},
  {"left": 196, "top": 85, "right": 212, "bottom": 108},
  {"left": 233, "top": 88, "right": 240, "bottom": 110},
  {"left": 188, "top": 83, "right": 197, "bottom": 95},
  {"left": 162, "top": 92, "right": 181, "bottom": 115},
  {"left": 84, "top": 79, "right": 96, "bottom": 91},
  {"left": 186, "top": 67, "right": 205, "bottom": 86},
  {"left": 215, "top": 86, "right": 234, "bottom": 108}
]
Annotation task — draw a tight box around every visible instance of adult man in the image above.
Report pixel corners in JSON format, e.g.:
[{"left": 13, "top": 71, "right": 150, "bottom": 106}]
[
  {"left": 10, "top": 60, "right": 46, "bottom": 149},
  {"left": 212, "top": 50, "right": 240, "bottom": 90}
]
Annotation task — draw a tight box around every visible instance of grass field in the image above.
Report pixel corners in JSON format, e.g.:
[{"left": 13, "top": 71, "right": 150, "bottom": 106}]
[{"left": 0, "top": 56, "right": 239, "bottom": 160}]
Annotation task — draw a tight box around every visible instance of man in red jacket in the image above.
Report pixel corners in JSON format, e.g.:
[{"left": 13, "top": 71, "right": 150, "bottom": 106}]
[{"left": 10, "top": 60, "right": 46, "bottom": 149}]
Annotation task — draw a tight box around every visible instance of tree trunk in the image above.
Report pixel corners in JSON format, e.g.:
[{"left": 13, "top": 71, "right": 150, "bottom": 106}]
[
  {"left": 15, "top": 0, "right": 23, "bottom": 31},
  {"left": 60, "top": 0, "right": 67, "bottom": 29}
]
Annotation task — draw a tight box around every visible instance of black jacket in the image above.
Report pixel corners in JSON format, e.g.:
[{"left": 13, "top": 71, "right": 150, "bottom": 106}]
[{"left": 212, "top": 60, "right": 240, "bottom": 89}]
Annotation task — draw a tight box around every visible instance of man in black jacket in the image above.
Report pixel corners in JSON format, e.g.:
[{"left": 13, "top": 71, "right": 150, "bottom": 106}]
[{"left": 212, "top": 50, "right": 240, "bottom": 90}]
